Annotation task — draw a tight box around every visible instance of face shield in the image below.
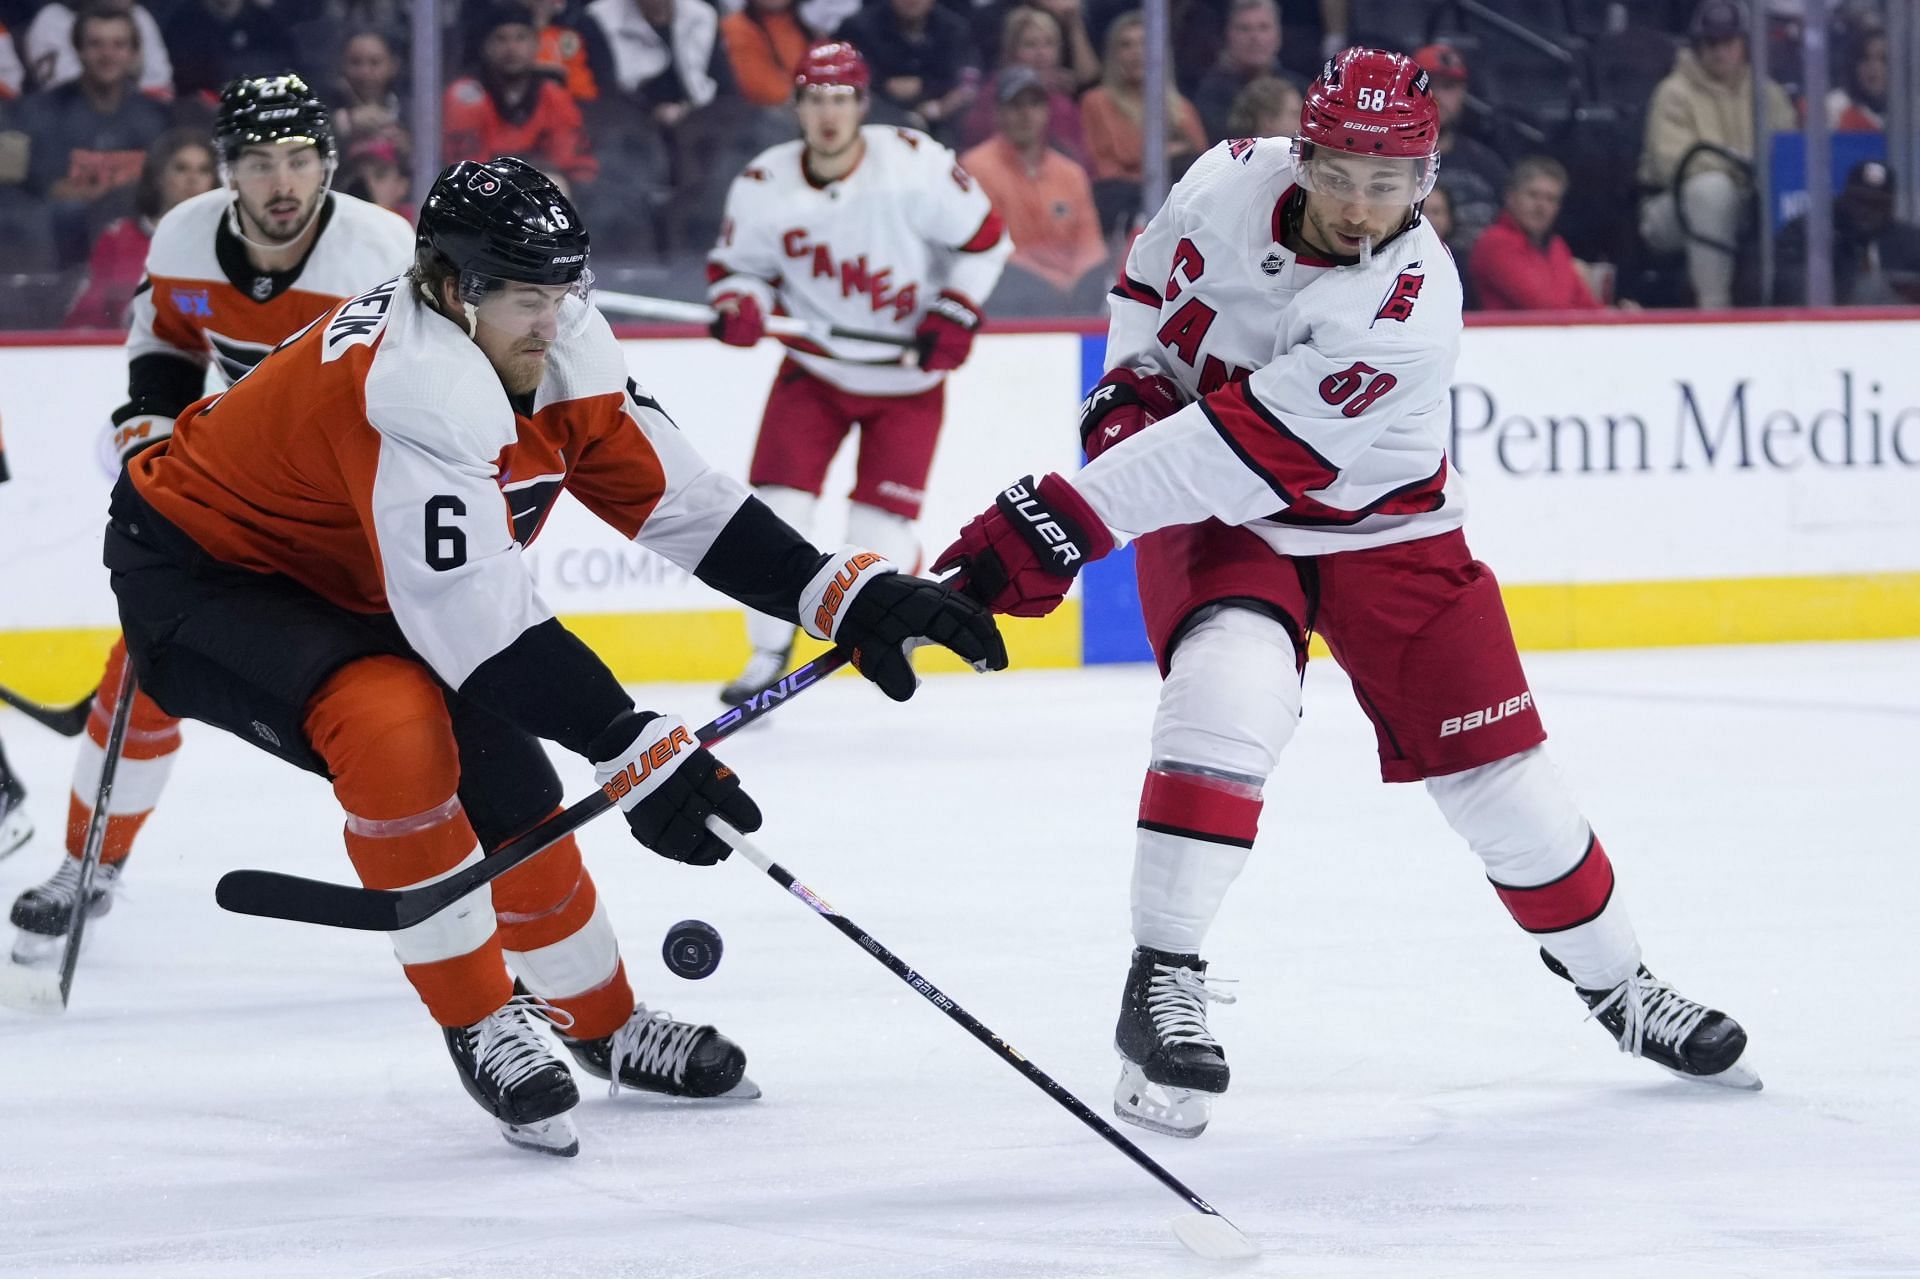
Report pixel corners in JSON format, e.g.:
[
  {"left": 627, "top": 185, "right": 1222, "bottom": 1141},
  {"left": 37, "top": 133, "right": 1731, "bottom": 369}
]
[
  {"left": 456, "top": 268, "right": 592, "bottom": 340},
  {"left": 1290, "top": 138, "right": 1439, "bottom": 208}
]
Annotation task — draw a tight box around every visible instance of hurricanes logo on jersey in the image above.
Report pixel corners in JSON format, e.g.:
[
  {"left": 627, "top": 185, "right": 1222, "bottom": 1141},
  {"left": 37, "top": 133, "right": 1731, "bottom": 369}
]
[{"left": 1374, "top": 268, "right": 1424, "bottom": 324}]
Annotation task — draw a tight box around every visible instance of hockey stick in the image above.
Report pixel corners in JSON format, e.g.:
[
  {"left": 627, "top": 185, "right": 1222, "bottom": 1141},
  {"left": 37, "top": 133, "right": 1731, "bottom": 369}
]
[
  {"left": 212, "top": 649, "right": 853, "bottom": 933},
  {"left": 706, "top": 818, "right": 1259, "bottom": 1261},
  {"left": 0, "top": 682, "right": 94, "bottom": 736},
  {"left": 0, "top": 660, "right": 136, "bottom": 1012},
  {"left": 594, "top": 290, "right": 918, "bottom": 352}
]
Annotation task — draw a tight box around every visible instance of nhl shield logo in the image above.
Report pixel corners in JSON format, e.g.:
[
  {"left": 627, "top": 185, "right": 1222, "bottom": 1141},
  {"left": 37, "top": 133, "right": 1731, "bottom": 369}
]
[
  {"left": 1260, "top": 250, "right": 1285, "bottom": 276},
  {"left": 466, "top": 170, "right": 502, "bottom": 196}
]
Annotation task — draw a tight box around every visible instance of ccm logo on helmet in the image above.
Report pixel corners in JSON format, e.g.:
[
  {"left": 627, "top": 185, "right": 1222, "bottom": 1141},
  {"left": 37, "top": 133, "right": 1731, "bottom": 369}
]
[
  {"left": 1000, "top": 480, "right": 1085, "bottom": 569},
  {"left": 601, "top": 724, "right": 696, "bottom": 798},
  {"left": 1439, "top": 692, "right": 1532, "bottom": 738}
]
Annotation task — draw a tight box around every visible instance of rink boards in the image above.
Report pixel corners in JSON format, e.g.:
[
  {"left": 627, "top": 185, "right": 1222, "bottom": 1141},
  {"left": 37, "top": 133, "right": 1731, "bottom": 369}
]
[{"left": 1, "top": 310, "right": 1917, "bottom": 696}]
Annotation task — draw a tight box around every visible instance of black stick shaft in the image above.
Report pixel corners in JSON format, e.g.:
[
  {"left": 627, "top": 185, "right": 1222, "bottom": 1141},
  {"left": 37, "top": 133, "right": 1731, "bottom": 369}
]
[
  {"left": 60, "top": 662, "right": 137, "bottom": 1004},
  {"left": 214, "top": 649, "right": 852, "bottom": 931},
  {"left": 0, "top": 683, "right": 94, "bottom": 736},
  {"left": 740, "top": 840, "right": 1230, "bottom": 1222}
]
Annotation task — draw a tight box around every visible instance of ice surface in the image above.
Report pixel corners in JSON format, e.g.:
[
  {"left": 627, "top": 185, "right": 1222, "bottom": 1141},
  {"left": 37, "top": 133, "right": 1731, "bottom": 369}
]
[{"left": 2, "top": 641, "right": 1916, "bottom": 1277}]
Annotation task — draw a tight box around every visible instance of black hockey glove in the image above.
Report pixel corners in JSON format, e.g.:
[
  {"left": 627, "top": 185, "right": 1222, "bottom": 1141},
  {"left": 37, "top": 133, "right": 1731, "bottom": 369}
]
[
  {"left": 590, "top": 711, "right": 761, "bottom": 865},
  {"left": 797, "top": 548, "right": 1008, "bottom": 701}
]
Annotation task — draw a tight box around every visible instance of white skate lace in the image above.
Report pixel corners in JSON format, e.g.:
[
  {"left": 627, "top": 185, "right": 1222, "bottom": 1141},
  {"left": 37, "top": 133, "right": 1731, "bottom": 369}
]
[
  {"left": 31, "top": 858, "right": 120, "bottom": 909},
  {"left": 604, "top": 1005, "right": 705, "bottom": 1097},
  {"left": 471, "top": 995, "right": 573, "bottom": 1092},
  {"left": 1146, "top": 963, "right": 1237, "bottom": 1049},
  {"left": 1588, "top": 971, "right": 1709, "bottom": 1058}
]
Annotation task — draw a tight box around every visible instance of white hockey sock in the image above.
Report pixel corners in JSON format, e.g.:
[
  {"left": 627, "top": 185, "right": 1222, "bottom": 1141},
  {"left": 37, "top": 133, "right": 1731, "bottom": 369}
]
[
  {"left": 504, "top": 898, "right": 621, "bottom": 1000},
  {"left": 1131, "top": 608, "right": 1299, "bottom": 955},
  {"left": 1426, "top": 745, "right": 1641, "bottom": 990},
  {"left": 745, "top": 485, "right": 816, "bottom": 654},
  {"left": 845, "top": 501, "right": 921, "bottom": 573}
]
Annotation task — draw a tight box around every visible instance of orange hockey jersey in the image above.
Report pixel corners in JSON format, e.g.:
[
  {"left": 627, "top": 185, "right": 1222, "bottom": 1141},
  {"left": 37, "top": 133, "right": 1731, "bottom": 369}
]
[{"left": 130, "top": 279, "right": 751, "bottom": 690}]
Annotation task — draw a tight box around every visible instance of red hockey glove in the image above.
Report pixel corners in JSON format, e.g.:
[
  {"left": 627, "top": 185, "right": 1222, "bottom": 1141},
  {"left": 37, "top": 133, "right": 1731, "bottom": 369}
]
[
  {"left": 710, "top": 291, "right": 765, "bottom": 347},
  {"left": 932, "top": 473, "right": 1114, "bottom": 617},
  {"left": 1079, "top": 365, "right": 1187, "bottom": 460},
  {"left": 914, "top": 290, "right": 980, "bottom": 371}
]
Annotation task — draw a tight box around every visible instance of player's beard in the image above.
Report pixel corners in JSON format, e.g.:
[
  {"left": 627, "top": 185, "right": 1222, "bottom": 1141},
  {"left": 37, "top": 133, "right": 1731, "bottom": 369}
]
[
  {"left": 497, "top": 343, "right": 551, "bottom": 396},
  {"left": 237, "top": 185, "right": 324, "bottom": 245}
]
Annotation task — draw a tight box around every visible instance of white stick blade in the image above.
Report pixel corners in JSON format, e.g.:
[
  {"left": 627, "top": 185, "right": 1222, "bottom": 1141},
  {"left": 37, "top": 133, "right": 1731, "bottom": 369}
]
[
  {"left": 1171, "top": 1211, "right": 1260, "bottom": 1261},
  {"left": 0, "top": 960, "right": 67, "bottom": 1013}
]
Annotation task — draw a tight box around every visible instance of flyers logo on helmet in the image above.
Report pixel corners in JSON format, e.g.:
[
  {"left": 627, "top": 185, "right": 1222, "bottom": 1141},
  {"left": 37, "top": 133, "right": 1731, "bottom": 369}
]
[{"left": 466, "top": 170, "right": 501, "bottom": 196}]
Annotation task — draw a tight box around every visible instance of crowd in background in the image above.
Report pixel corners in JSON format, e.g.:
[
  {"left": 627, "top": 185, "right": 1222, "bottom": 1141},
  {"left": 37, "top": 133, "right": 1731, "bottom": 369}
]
[{"left": 0, "top": 0, "right": 1914, "bottom": 330}]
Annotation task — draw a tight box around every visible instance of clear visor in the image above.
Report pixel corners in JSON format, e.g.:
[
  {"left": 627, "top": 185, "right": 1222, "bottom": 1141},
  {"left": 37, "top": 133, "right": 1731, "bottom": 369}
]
[
  {"left": 459, "top": 269, "right": 591, "bottom": 340},
  {"left": 1291, "top": 139, "right": 1438, "bottom": 207}
]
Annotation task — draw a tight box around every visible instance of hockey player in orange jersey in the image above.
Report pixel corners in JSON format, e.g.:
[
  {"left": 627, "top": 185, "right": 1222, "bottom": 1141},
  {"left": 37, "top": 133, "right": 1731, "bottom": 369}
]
[
  {"left": 9, "top": 74, "right": 414, "bottom": 962},
  {"left": 101, "top": 157, "right": 1005, "bottom": 1154}
]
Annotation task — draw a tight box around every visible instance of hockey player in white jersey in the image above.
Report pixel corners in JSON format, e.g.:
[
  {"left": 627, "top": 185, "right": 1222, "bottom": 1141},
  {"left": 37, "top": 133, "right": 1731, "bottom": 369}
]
[
  {"left": 706, "top": 41, "right": 1012, "bottom": 704},
  {"left": 9, "top": 75, "right": 416, "bottom": 965},
  {"left": 937, "top": 48, "right": 1758, "bottom": 1137}
]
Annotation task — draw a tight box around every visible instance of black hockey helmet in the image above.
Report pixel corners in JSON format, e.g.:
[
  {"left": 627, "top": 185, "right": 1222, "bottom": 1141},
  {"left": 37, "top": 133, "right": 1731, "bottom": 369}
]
[
  {"left": 214, "top": 74, "right": 336, "bottom": 166},
  {"left": 417, "top": 158, "right": 591, "bottom": 298}
]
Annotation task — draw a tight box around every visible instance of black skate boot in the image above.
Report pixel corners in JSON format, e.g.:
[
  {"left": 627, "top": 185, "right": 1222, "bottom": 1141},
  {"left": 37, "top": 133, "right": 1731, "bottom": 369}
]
[
  {"left": 1113, "top": 946, "right": 1236, "bottom": 1137},
  {"left": 719, "top": 644, "right": 792, "bottom": 707},
  {"left": 445, "top": 996, "right": 582, "bottom": 1156},
  {"left": 10, "top": 856, "right": 122, "bottom": 964},
  {"left": 562, "top": 1004, "right": 760, "bottom": 1100},
  {"left": 0, "top": 738, "right": 29, "bottom": 860},
  {"left": 1542, "top": 949, "right": 1761, "bottom": 1091}
]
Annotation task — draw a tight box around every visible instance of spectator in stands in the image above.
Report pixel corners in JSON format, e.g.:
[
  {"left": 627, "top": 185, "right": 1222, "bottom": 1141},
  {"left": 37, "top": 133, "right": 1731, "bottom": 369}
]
[
  {"left": 1025, "top": 0, "right": 1102, "bottom": 90},
  {"left": 1192, "top": 0, "right": 1288, "bottom": 144},
  {"left": 331, "top": 29, "right": 407, "bottom": 157},
  {"left": 339, "top": 133, "right": 412, "bottom": 219},
  {"left": 19, "top": 6, "right": 167, "bottom": 263},
  {"left": 1083, "top": 10, "right": 1207, "bottom": 233},
  {"left": 63, "top": 126, "right": 215, "bottom": 328},
  {"left": 0, "top": 22, "right": 22, "bottom": 101},
  {"left": 1776, "top": 159, "right": 1920, "bottom": 306},
  {"left": 24, "top": 1, "right": 171, "bottom": 99},
  {"left": 1825, "top": 27, "right": 1886, "bottom": 132},
  {"left": 588, "top": 0, "right": 725, "bottom": 128},
  {"left": 1423, "top": 180, "right": 1458, "bottom": 256},
  {"left": 960, "top": 66, "right": 1108, "bottom": 313},
  {"left": 1637, "top": 0, "right": 1794, "bottom": 309},
  {"left": 161, "top": 0, "right": 298, "bottom": 101},
  {"left": 961, "top": 7, "right": 1088, "bottom": 163},
  {"left": 1223, "top": 72, "right": 1300, "bottom": 139},
  {"left": 529, "top": 0, "right": 615, "bottom": 106},
  {"left": 838, "top": 0, "right": 980, "bottom": 146},
  {"left": 445, "top": 4, "right": 599, "bottom": 189},
  {"left": 1467, "top": 156, "right": 1604, "bottom": 312},
  {"left": 720, "top": 0, "right": 809, "bottom": 108},
  {"left": 1414, "top": 42, "right": 1505, "bottom": 256}
]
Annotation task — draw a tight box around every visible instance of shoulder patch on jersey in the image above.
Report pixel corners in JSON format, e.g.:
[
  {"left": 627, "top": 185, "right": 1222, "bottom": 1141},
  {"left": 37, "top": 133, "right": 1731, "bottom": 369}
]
[
  {"left": 170, "top": 286, "right": 212, "bottom": 317},
  {"left": 322, "top": 277, "right": 402, "bottom": 362},
  {"left": 1373, "top": 266, "right": 1424, "bottom": 325},
  {"left": 1228, "top": 137, "right": 1257, "bottom": 163},
  {"left": 743, "top": 166, "right": 769, "bottom": 182},
  {"left": 893, "top": 128, "right": 921, "bottom": 149}
]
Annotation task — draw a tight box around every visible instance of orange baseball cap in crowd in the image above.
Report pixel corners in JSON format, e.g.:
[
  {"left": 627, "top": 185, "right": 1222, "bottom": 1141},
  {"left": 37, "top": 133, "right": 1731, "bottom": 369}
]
[{"left": 1412, "top": 43, "right": 1469, "bottom": 84}]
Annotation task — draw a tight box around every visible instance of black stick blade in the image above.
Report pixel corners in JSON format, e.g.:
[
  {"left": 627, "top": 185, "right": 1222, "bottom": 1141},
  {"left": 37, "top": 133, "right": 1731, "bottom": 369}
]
[
  {"left": 214, "top": 870, "right": 407, "bottom": 931},
  {"left": 0, "top": 685, "right": 95, "bottom": 736}
]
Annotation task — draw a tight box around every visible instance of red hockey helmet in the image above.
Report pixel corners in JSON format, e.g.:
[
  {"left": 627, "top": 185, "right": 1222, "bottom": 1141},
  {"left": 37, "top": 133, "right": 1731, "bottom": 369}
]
[
  {"left": 795, "top": 41, "right": 871, "bottom": 96},
  {"left": 1294, "top": 47, "right": 1440, "bottom": 204}
]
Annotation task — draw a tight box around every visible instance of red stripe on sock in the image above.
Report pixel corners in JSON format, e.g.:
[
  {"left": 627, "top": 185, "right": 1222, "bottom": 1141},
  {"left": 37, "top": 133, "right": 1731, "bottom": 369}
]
[
  {"left": 1492, "top": 837, "right": 1616, "bottom": 933},
  {"left": 1138, "top": 769, "right": 1262, "bottom": 846}
]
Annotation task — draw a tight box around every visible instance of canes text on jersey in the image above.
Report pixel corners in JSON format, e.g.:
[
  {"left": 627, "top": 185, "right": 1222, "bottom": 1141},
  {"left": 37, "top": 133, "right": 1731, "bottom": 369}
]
[{"left": 780, "top": 229, "right": 919, "bottom": 321}]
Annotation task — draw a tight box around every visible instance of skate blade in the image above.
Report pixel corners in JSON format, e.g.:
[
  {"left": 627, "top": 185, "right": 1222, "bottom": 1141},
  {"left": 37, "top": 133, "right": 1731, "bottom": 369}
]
[
  {"left": 499, "top": 1112, "right": 579, "bottom": 1157},
  {"left": 1667, "top": 1058, "right": 1764, "bottom": 1092},
  {"left": 716, "top": 1075, "right": 761, "bottom": 1100},
  {"left": 1171, "top": 1210, "right": 1260, "bottom": 1260},
  {"left": 1114, "top": 1063, "right": 1213, "bottom": 1138},
  {"left": 9, "top": 929, "right": 66, "bottom": 967},
  {"left": 0, "top": 958, "right": 66, "bottom": 1013},
  {"left": 0, "top": 812, "right": 30, "bottom": 861}
]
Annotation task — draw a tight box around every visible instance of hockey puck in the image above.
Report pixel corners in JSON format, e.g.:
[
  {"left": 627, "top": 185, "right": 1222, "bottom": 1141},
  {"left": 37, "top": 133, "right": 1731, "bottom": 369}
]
[{"left": 662, "top": 919, "right": 723, "bottom": 980}]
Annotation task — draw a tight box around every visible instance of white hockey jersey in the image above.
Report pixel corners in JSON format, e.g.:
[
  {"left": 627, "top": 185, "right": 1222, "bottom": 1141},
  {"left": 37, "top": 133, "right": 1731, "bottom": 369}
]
[
  {"left": 128, "top": 188, "right": 415, "bottom": 401},
  {"left": 1075, "top": 137, "right": 1467, "bottom": 558},
  {"left": 707, "top": 125, "right": 1011, "bottom": 396},
  {"left": 131, "top": 282, "right": 751, "bottom": 692}
]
